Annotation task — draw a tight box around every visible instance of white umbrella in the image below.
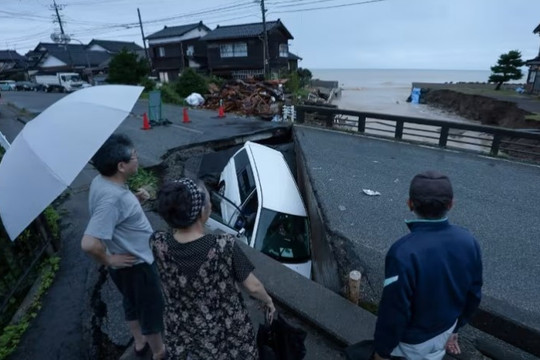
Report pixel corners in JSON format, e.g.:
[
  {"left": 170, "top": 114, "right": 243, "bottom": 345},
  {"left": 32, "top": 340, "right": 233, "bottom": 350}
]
[{"left": 0, "top": 85, "right": 143, "bottom": 240}]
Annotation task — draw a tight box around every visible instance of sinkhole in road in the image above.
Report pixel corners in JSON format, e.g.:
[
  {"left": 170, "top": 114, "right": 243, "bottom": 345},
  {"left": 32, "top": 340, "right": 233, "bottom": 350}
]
[{"left": 154, "top": 130, "right": 341, "bottom": 291}]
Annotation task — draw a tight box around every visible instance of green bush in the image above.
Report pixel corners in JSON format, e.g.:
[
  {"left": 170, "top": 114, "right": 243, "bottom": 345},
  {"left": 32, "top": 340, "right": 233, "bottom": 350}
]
[
  {"left": 160, "top": 83, "right": 184, "bottom": 105},
  {"left": 175, "top": 68, "right": 208, "bottom": 97},
  {"left": 139, "top": 77, "right": 156, "bottom": 92}
]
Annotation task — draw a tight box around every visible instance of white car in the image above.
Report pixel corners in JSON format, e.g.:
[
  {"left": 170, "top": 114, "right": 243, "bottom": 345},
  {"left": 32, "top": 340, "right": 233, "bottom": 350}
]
[{"left": 206, "top": 141, "right": 312, "bottom": 278}]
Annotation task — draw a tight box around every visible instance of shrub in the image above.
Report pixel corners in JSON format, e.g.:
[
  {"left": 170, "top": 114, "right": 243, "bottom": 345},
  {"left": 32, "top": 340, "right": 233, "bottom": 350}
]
[
  {"left": 139, "top": 77, "right": 156, "bottom": 92},
  {"left": 159, "top": 83, "right": 184, "bottom": 105},
  {"left": 175, "top": 68, "right": 208, "bottom": 97}
]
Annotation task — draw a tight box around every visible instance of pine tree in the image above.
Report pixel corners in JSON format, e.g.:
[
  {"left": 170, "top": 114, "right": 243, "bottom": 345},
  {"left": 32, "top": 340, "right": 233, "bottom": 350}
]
[{"left": 488, "top": 50, "right": 524, "bottom": 90}]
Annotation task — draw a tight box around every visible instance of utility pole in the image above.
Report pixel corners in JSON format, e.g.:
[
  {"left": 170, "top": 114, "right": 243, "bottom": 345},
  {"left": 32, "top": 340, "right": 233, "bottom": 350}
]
[
  {"left": 52, "top": 0, "right": 65, "bottom": 35},
  {"left": 137, "top": 8, "right": 152, "bottom": 73},
  {"left": 260, "top": 0, "right": 269, "bottom": 78}
]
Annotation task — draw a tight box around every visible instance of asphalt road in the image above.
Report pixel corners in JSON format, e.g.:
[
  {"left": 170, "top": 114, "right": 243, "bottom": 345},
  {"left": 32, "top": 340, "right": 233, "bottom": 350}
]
[
  {"left": 295, "top": 125, "right": 540, "bottom": 332},
  {"left": 0, "top": 91, "right": 345, "bottom": 360}
]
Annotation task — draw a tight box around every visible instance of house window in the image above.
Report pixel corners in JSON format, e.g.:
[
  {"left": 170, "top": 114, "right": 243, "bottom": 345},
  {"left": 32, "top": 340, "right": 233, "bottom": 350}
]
[
  {"left": 186, "top": 45, "right": 194, "bottom": 56},
  {"left": 157, "top": 47, "right": 165, "bottom": 57},
  {"left": 220, "top": 42, "right": 248, "bottom": 58},
  {"left": 279, "top": 44, "right": 288, "bottom": 58}
]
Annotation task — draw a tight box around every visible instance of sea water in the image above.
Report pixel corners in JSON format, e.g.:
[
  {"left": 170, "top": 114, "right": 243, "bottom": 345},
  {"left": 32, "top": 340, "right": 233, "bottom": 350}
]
[{"left": 311, "top": 69, "right": 492, "bottom": 122}]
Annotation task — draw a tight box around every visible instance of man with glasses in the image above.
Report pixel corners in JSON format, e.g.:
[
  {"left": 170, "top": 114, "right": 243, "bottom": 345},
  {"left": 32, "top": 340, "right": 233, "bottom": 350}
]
[{"left": 81, "top": 134, "right": 166, "bottom": 359}]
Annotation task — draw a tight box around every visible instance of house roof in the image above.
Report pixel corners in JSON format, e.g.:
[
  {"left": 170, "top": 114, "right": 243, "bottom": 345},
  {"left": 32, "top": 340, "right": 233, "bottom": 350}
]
[
  {"left": 288, "top": 52, "right": 302, "bottom": 61},
  {"left": 87, "top": 39, "right": 142, "bottom": 53},
  {"left": 526, "top": 56, "right": 540, "bottom": 65},
  {"left": 32, "top": 43, "right": 110, "bottom": 67},
  {"left": 0, "top": 50, "right": 26, "bottom": 62},
  {"left": 146, "top": 21, "right": 209, "bottom": 40},
  {"left": 201, "top": 19, "right": 293, "bottom": 41}
]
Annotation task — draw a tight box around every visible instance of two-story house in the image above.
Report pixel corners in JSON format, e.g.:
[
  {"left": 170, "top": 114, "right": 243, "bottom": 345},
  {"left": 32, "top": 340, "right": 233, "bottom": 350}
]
[
  {"left": 146, "top": 21, "right": 211, "bottom": 83},
  {"left": 200, "top": 19, "right": 300, "bottom": 79},
  {"left": 526, "top": 23, "right": 540, "bottom": 94}
]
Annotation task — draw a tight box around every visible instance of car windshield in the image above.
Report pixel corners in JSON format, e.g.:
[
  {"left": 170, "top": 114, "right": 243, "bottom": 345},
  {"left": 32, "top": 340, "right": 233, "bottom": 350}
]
[{"left": 254, "top": 209, "right": 310, "bottom": 263}]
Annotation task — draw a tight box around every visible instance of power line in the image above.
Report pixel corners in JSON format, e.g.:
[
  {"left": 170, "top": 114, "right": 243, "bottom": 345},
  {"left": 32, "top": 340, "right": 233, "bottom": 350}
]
[{"left": 268, "top": 0, "right": 386, "bottom": 13}]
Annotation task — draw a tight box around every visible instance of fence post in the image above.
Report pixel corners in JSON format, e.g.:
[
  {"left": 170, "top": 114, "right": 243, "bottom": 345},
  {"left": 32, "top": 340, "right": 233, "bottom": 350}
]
[
  {"left": 439, "top": 126, "right": 449, "bottom": 147},
  {"left": 347, "top": 270, "right": 362, "bottom": 305},
  {"left": 395, "top": 120, "right": 404, "bottom": 140},
  {"left": 490, "top": 135, "right": 501, "bottom": 156},
  {"left": 296, "top": 107, "right": 305, "bottom": 124},
  {"left": 358, "top": 115, "right": 366, "bottom": 133}
]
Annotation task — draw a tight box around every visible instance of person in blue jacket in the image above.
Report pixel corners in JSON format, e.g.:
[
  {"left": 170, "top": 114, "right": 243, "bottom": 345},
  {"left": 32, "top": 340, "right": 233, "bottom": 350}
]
[{"left": 373, "top": 171, "right": 483, "bottom": 360}]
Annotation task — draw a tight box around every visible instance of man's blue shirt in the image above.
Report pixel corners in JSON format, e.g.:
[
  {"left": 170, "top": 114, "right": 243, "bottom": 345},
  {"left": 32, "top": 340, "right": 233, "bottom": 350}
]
[{"left": 374, "top": 218, "right": 483, "bottom": 357}]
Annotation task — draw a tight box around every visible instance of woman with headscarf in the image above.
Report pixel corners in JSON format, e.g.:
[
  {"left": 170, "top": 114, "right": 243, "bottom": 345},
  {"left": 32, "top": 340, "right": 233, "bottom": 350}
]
[{"left": 150, "top": 178, "right": 275, "bottom": 360}]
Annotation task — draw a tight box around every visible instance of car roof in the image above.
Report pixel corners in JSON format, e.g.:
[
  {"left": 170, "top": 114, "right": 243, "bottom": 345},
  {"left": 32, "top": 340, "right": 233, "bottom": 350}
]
[{"left": 244, "top": 141, "right": 307, "bottom": 217}]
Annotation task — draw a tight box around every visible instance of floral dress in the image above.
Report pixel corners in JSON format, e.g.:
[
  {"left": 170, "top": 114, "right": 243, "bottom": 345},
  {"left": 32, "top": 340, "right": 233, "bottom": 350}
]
[{"left": 150, "top": 232, "right": 258, "bottom": 360}]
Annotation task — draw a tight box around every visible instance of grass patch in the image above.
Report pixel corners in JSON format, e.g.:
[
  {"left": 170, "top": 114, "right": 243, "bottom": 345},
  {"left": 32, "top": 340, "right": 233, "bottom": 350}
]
[
  {"left": 525, "top": 113, "right": 540, "bottom": 122},
  {"left": 128, "top": 167, "right": 158, "bottom": 192}
]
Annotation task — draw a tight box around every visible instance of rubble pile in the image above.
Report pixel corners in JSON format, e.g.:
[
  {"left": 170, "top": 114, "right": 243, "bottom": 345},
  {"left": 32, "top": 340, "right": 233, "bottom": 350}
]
[{"left": 203, "top": 79, "right": 285, "bottom": 118}]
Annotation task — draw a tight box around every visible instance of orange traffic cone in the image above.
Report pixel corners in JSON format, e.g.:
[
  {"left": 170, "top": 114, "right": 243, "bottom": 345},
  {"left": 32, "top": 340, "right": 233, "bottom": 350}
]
[
  {"left": 183, "top": 108, "right": 190, "bottom": 123},
  {"left": 141, "top": 112, "right": 151, "bottom": 130},
  {"left": 218, "top": 105, "right": 225, "bottom": 118}
]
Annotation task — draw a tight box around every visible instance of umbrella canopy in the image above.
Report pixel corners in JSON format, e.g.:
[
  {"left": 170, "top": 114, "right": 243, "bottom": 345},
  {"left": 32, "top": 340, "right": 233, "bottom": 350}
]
[{"left": 0, "top": 85, "right": 143, "bottom": 240}]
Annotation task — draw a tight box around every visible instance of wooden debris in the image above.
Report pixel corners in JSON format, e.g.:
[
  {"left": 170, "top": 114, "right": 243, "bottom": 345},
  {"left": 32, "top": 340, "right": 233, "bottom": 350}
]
[{"left": 203, "top": 79, "right": 286, "bottom": 118}]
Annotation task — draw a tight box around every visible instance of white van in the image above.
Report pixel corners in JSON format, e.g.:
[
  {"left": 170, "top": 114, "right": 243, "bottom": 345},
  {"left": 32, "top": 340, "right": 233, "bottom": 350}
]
[{"left": 206, "top": 141, "right": 312, "bottom": 278}]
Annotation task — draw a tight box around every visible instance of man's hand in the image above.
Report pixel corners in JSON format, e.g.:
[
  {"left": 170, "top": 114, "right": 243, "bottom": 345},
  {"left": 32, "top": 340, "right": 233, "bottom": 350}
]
[
  {"left": 373, "top": 353, "right": 389, "bottom": 360},
  {"left": 445, "top": 333, "right": 461, "bottom": 355},
  {"left": 106, "top": 254, "right": 137, "bottom": 268},
  {"left": 135, "top": 188, "right": 150, "bottom": 203}
]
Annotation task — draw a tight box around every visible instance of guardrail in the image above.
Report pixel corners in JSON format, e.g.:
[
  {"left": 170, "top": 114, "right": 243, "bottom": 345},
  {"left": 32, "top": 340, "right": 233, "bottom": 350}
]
[{"left": 295, "top": 105, "right": 540, "bottom": 160}]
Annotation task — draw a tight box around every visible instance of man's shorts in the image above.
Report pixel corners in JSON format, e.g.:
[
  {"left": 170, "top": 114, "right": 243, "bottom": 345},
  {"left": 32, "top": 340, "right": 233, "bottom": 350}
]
[
  {"left": 109, "top": 262, "right": 164, "bottom": 335},
  {"left": 391, "top": 321, "right": 457, "bottom": 360}
]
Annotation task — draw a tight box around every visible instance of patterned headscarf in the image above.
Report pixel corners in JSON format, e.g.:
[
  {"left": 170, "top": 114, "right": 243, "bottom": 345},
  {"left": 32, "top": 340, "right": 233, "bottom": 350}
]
[{"left": 173, "top": 178, "right": 206, "bottom": 227}]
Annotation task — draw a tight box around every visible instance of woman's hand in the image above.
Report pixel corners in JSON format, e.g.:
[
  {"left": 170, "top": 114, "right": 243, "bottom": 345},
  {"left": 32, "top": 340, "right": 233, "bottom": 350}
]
[{"left": 265, "top": 299, "right": 276, "bottom": 323}]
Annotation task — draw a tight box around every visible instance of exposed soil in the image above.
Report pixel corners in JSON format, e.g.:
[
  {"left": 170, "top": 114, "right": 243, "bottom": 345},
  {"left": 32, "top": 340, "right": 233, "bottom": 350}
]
[
  {"left": 422, "top": 89, "right": 540, "bottom": 162},
  {"left": 422, "top": 89, "right": 540, "bottom": 129}
]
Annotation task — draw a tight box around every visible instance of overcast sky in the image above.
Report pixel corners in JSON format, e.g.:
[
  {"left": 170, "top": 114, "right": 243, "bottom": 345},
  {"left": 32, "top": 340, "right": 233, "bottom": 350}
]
[{"left": 1, "top": 0, "right": 539, "bottom": 70}]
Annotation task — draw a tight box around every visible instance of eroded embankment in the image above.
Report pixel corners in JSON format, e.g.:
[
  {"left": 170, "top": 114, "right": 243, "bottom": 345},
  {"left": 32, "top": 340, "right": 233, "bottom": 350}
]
[{"left": 422, "top": 89, "right": 540, "bottom": 129}]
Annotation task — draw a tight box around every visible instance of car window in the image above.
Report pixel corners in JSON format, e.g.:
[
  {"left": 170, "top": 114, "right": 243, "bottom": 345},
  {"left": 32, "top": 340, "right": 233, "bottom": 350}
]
[
  {"left": 209, "top": 191, "right": 245, "bottom": 230},
  {"left": 254, "top": 209, "right": 310, "bottom": 262},
  {"left": 234, "top": 149, "right": 256, "bottom": 203}
]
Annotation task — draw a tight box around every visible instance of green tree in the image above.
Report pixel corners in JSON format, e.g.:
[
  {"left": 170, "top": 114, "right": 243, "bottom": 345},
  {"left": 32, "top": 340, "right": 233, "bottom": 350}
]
[
  {"left": 488, "top": 50, "right": 524, "bottom": 90},
  {"left": 107, "top": 49, "right": 149, "bottom": 85}
]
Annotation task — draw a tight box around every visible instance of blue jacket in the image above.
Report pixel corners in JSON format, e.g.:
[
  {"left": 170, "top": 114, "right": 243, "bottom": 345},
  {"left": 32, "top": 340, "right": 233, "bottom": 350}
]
[{"left": 374, "top": 218, "right": 483, "bottom": 357}]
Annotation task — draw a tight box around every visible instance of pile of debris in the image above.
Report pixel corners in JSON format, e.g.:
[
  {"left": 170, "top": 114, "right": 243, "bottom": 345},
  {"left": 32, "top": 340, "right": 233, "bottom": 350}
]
[{"left": 203, "top": 79, "right": 285, "bottom": 119}]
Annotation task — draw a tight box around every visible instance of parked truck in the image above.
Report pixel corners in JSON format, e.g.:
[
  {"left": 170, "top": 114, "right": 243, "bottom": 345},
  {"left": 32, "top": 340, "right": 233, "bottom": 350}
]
[{"left": 34, "top": 72, "right": 90, "bottom": 93}]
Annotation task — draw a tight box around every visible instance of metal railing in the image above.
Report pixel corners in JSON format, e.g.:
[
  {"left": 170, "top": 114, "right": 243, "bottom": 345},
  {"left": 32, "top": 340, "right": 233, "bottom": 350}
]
[{"left": 295, "top": 105, "right": 540, "bottom": 160}]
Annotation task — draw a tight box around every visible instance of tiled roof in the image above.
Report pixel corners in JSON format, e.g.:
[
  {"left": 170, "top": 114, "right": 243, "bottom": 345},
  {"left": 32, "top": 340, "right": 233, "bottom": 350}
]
[
  {"left": 34, "top": 43, "right": 110, "bottom": 67},
  {"left": 88, "top": 39, "right": 142, "bottom": 53},
  {"left": 146, "top": 21, "right": 209, "bottom": 40},
  {"left": 288, "top": 52, "right": 302, "bottom": 61},
  {"left": 201, "top": 20, "right": 293, "bottom": 41},
  {"left": 0, "top": 50, "right": 26, "bottom": 62}
]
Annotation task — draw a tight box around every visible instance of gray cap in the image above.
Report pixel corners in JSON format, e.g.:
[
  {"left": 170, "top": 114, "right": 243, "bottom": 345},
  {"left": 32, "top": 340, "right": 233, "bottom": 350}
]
[{"left": 409, "top": 171, "right": 453, "bottom": 203}]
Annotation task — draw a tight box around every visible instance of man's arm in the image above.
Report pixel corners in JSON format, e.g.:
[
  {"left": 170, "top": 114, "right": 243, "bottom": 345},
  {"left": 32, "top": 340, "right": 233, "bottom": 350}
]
[
  {"left": 456, "top": 241, "right": 483, "bottom": 331},
  {"left": 373, "top": 253, "right": 413, "bottom": 359},
  {"left": 81, "top": 235, "right": 136, "bottom": 267}
]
